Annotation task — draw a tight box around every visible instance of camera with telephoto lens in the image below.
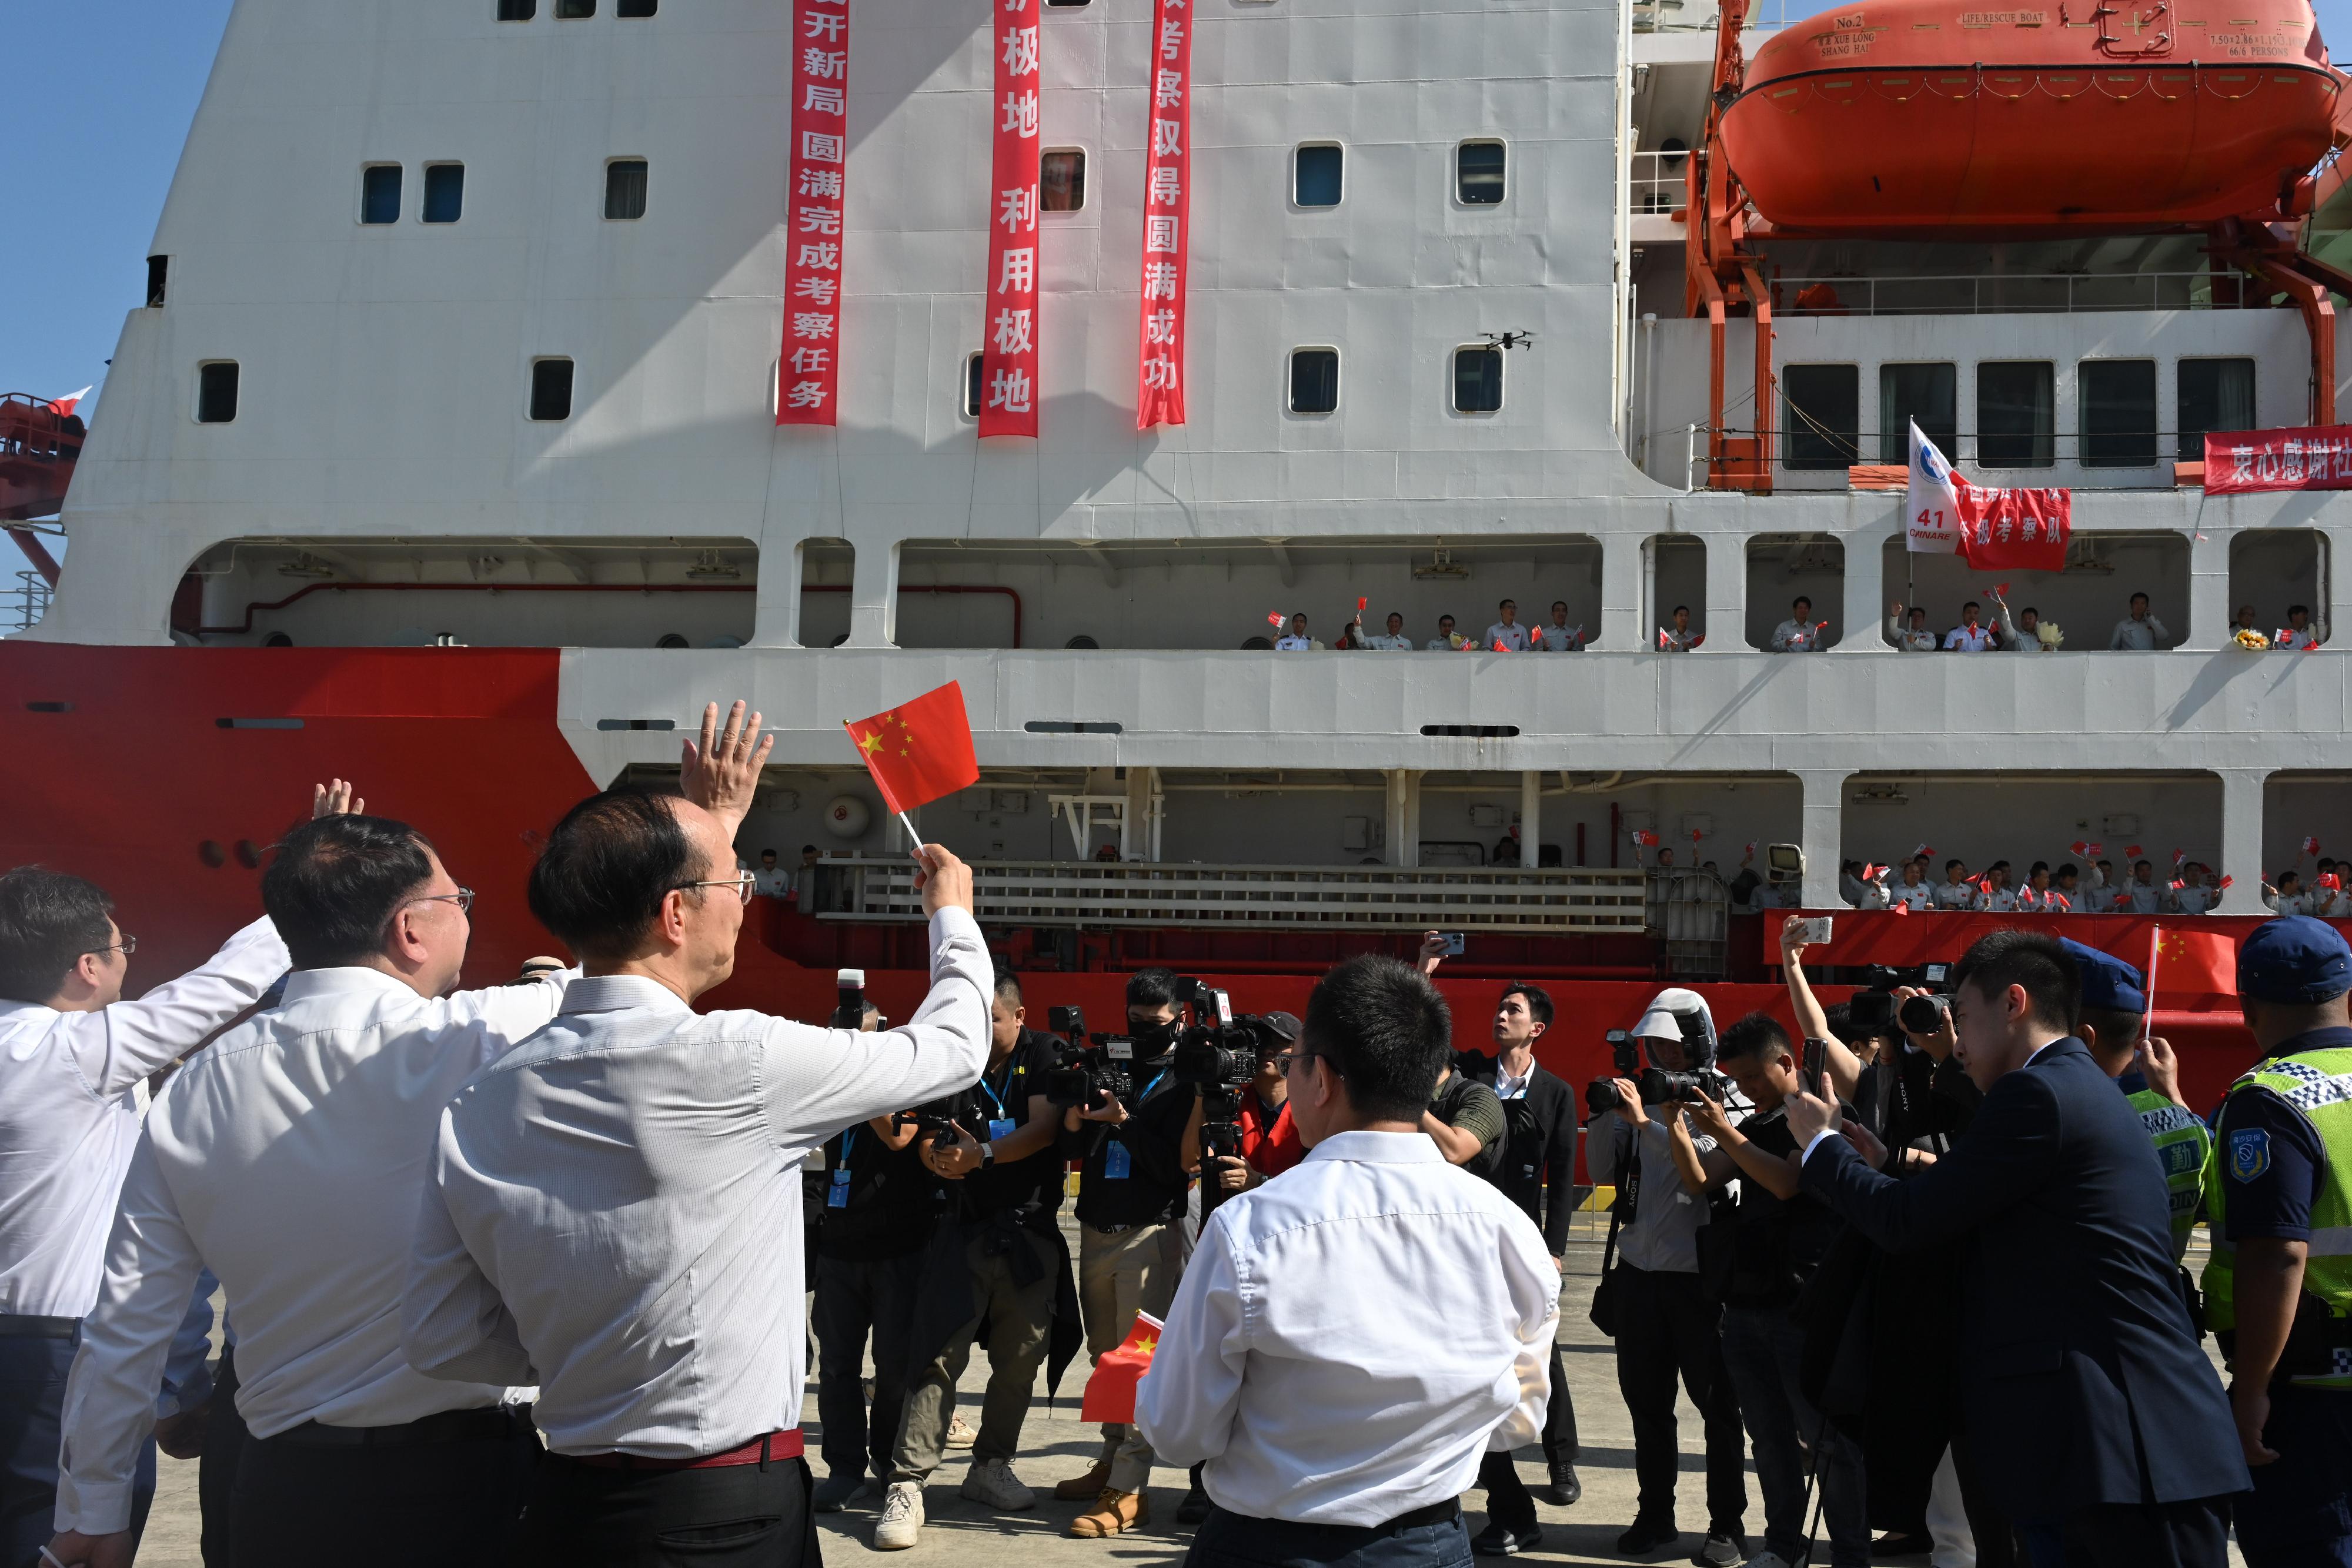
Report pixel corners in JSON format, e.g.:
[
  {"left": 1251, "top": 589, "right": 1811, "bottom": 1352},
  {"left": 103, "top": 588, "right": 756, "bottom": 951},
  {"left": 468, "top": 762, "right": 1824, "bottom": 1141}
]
[
  {"left": 1167, "top": 978, "right": 1277, "bottom": 1217},
  {"left": 1044, "top": 1033, "right": 1139, "bottom": 1109},
  {"left": 1585, "top": 1029, "right": 1643, "bottom": 1118},
  {"left": 899, "top": 1085, "right": 987, "bottom": 1144},
  {"left": 1584, "top": 1027, "right": 1728, "bottom": 1115},
  {"left": 1860, "top": 961, "right": 1955, "bottom": 1037}
]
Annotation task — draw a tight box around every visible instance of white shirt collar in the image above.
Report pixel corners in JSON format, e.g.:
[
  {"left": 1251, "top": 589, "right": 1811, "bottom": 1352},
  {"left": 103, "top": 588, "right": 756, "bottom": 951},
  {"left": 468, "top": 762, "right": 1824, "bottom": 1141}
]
[
  {"left": 1302, "top": 1129, "right": 1445, "bottom": 1165},
  {"left": 278, "top": 966, "right": 427, "bottom": 1004},
  {"left": 559, "top": 974, "right": 696, "bottom": 1017}
]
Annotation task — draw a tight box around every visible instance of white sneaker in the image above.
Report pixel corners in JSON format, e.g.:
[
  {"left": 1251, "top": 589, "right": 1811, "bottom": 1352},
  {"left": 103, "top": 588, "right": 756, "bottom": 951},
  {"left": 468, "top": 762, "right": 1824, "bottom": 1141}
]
[
  {"left": 873, "top": 1482, "right": 925, "bottom": 1550},
  {"left": 944, "top": 1412, "right": 978, "bottom": 1448},
  {"left": 959, "top": 1456, "right": 1037, "bottom": 1511},
  {"left": 1740, "top": 1552, "right": 1795, "bottom": 1568}
]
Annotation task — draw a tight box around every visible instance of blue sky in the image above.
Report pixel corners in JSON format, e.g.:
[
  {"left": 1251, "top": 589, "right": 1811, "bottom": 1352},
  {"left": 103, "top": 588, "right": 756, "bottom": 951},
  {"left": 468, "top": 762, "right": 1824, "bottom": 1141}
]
[{"left": 7, "top": 0, "right": 2352, "bottom": 411}]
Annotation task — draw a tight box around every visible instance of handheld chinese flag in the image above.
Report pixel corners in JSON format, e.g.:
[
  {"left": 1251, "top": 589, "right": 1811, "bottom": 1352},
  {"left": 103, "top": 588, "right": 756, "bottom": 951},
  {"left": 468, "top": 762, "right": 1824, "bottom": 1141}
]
[
  {"left": 1267, "top": 611, "right": 1285, "bottom": 628},
  {"left": 843, "top": 682, "right": 981, "bottom": 836},
  {"left": 1080, "top": 1311, "right": 1164, "bottom": 1425},
  {"left": 2147, "top": 926, "right": 2239, "bottom": 1011}
]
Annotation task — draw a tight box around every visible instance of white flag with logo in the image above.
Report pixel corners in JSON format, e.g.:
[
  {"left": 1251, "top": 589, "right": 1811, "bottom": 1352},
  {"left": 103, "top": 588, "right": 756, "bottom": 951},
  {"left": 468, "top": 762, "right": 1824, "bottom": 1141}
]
[{"left": 1906, "top": 419, "right": 1963, "bottom": 554}]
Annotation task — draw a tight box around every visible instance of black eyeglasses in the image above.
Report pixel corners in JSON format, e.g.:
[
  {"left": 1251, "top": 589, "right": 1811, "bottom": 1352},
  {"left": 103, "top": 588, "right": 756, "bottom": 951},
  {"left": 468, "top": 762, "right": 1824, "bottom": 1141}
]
[
  {"left": 1276, "top": 1051, "right": 1321, "bottom": 1079},
  {"left": 673, "top": 872, "right": 756, "bottom": 905},
  {"left": 85, "top": 935, "right": 138, "bottom": 958}
]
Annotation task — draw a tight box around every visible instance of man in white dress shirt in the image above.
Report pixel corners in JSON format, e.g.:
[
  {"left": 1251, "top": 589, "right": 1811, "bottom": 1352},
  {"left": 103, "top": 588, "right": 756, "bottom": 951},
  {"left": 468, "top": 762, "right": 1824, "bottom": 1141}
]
[
  {"left": 405, "top": 751, "right": 991, "bottom": 1567},
  {"left": 1137, "top": 954, "right": 1556, "bottom": 1568},
  {"left": 1770, "top": 597, "right": 1825, "bottom": 653},
  {"left": 1486, "top": 600, "right": 1531, "bottom": 652},
  {"left": 45, "top": 744, "right": 687, "bottom": 1568},
  {"left": 1361, "top": 612, "right": 1415, "bottom": 651},
  {"left": 1535, "top": 601, "right": 1584, "bottom": 651},
  {"left": 0, "top": 784, "right": 323, "bottom": 1568}
]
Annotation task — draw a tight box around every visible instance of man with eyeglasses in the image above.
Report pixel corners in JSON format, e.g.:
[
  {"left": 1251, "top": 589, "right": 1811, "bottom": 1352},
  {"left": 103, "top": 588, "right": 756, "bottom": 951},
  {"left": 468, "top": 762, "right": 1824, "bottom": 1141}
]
[
  {"left": 0, "top": 787, "right": 328, "bottom": 1568},
  {"left": 39, "top": 716, "right": 777, "bottom": 1568},
  {"left": 403, "top": 703, "right": 991, "bottom": 1568}
]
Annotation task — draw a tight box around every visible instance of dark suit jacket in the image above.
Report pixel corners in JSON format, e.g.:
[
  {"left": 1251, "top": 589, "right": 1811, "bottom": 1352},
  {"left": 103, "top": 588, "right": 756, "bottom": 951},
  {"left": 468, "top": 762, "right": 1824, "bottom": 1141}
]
[
  {"left": 1456, "top": 1051, "right": 1580, "bottom": 1255},
  {"left": 1800, "top": 1037, "right": 2248, "bottom": 1522}
]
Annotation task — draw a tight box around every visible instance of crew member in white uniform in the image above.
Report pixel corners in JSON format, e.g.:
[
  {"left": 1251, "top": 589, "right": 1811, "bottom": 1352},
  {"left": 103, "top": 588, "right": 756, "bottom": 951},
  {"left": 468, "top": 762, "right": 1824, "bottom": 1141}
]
[
  {"left": 1485, "top": 600, "right": 1531, "bottom": 652},
  {"left": 1893, "top": 862, "right": 1935, "bottom": 912},
  {"left": 405, "top": 754, "right": 992, "bottom": 1568},
  {"left": 1535, "top": 602, "right": 1585, "bottom": 651},
  {"left": 45, "top": 747, "right": 662, "bottom": 1568},
  {"left": 1934, "top": 861, "right": 1980, "bottom": 912},
  {"left": 1888, "top": 602, "right": 1938, "bottom": 652},
  {"left": 1770, "top": 597, "right": 1825, "bottom": 652},
  {"left": 0, "top": 785, "right": 322, "bottom": 1568},
  {"left": 1137, "top": 954, "right": 1556, "bottom": 1568},
  {"left": 1360, "top": 612, "right": 1414, "bottom": 651}
]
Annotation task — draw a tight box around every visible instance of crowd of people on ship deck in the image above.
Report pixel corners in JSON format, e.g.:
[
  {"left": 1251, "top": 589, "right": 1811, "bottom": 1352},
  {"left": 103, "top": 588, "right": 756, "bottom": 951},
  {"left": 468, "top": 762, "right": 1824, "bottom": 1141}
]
[{"left": 1250, "top": 586, "right": 2327, "bottom": 654}]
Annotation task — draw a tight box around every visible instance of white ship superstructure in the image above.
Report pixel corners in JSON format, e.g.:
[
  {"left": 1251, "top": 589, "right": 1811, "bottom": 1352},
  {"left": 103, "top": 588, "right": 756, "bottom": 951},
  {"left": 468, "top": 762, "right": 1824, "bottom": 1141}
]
[{"left": 15, "top": 0, "right": 2352, "bottom": 929}]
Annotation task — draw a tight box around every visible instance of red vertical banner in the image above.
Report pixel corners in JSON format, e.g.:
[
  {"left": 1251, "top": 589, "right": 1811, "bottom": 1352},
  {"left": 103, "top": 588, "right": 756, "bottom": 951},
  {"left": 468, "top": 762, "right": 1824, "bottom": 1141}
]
[
  {"left": 979, "top": 0, "right": 1043, "bottom": 438},
  {"left": 1134, "top": 0, "right": 1191, "bottom": 429},
  {"left": 776, "top": 0, "right": 850, "bottom": 426}
]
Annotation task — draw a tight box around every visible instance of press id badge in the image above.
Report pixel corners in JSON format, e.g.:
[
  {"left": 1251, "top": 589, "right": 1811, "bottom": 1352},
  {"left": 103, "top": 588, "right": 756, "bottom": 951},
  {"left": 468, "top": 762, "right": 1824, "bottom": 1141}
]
[
  {"left": 827, "top": 1169, "right": 852, "bottom": 1208},
  {"left": 988, "top": 1117, "right": 1017, "bottom": 1144},
  {"left": 1103, "top": 1139, "right": 1132, "bottom": 1179}
]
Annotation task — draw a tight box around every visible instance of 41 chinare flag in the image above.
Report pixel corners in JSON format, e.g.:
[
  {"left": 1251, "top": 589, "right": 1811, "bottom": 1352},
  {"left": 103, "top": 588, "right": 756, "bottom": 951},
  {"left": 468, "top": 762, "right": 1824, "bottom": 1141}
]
[
  {"left": 1907, "top": 420, "right": 2070, "bottom": 571},
  {"left": 843, "top": 681, "right": 981, "bottom": 816}
]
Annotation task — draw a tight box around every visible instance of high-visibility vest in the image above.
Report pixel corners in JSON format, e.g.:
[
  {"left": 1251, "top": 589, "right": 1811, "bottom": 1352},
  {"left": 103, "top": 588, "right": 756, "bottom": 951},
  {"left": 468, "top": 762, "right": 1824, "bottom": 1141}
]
[
  {"left": 2126, "top": 1088, "right": 2210, "bottom": 1263},
  {"left": 2202, "top": 1045, "right": 2352, "bottom": 1390}
]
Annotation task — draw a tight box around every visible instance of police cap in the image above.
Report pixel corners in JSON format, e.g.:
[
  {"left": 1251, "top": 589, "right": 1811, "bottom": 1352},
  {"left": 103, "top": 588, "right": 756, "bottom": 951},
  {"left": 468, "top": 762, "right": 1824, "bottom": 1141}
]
[
  {"left": 2057, "top": 938, "right": 2146, "bottom": 1014},
  {"left": 2237, "top": 915, "right": 2352, "bottom": 1004}
]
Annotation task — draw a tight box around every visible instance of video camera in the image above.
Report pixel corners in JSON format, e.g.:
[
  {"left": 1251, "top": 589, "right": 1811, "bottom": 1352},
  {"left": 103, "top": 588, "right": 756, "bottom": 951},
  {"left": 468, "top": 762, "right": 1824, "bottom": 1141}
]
[
  {"left": 1037, "top": 1005, "right": 1145, "bottom": 1111},
  {"left": 1583, "top": 1028, "right": 1729, "bottom": 1118},
  {"left": 1859, "top": 961, "right": 1954, "bottom": 1037},
  {"left": 898, "top": 1086, "right": 987, "bottom": 1143},
  {"left": 1166, "top": 977, "right": 1279, "bottom": 1218}
]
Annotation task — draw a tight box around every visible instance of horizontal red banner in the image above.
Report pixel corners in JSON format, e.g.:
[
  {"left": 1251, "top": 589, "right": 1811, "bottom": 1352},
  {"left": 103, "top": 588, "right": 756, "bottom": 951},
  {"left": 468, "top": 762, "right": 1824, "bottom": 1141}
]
[{"left": 2202, "top": 426, "right": 2352, "bottom": 494}]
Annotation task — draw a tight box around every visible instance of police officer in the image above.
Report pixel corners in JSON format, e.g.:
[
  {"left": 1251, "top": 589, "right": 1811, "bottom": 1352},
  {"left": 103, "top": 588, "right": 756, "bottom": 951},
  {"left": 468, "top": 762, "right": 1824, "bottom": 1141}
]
[
  {"left": 2205, "top": 916, "right": 2352, "bottom": 1568},
  {"left": 2061, "top": 940, "right": 2213, "bottom": 1266}
]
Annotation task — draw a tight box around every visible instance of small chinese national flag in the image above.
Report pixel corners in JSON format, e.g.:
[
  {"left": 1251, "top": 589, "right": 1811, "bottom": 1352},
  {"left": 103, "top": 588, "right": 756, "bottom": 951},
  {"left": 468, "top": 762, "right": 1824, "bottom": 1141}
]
[
  {"left": 1080, "top": 1311, "right": 1164, "bottom": 1425},
  {"left": 843, "top": 681, "right": 981, "bottom": 815},
  {"left": 2150, "top": 927, "right": 2238, "bottom": 1006}
]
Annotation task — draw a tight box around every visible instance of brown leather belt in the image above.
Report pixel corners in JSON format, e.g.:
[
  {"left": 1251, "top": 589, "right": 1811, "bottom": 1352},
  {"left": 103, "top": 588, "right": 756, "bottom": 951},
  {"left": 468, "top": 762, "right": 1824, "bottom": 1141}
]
[{"left": 564, "top": 1429, "right": 804, "bottom": 1471}]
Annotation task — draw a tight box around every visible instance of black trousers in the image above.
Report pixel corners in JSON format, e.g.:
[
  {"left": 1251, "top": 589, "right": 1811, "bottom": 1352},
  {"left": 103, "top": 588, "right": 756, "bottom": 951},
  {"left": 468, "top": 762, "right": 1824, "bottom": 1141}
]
[
  {"left": 199, "top": 1346, "right": 252, "bottom": 1568},
  {"left": 1476, "top": 1342, "right": 1579, "bottom": 1534},
  {"left": 230, "top": 1415, "right": 539, "bottom": 1568},
  {"left": 1611, "top": 1265, "right": 1747, "bottom": 1535},
  {"left": 1541, "top": 1345, "right": 1580, "bottom": 1467},
  {"left": 2012, "top": 1497, "right": 2232, "bottom": 1568},
  {"left": 1187, "top": 1502, "right": 1472, "bottom": 1568},
  {"left": 0, "top": 1325, "right": 153, "bottom": 1568},
  {"left": 520, "top": 1452, "right": 820, "bottom": 1568}
]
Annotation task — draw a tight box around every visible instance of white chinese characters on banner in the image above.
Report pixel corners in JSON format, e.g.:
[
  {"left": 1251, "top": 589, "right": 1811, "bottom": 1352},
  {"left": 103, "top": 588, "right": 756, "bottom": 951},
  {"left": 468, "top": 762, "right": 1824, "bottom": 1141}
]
[
  {"left": 777, "top": 0, "right": 849, "bottom": 426},
  {"left": 980, "top": 0, "right": 1043, "bottom": 438},
  {"left": 1134, "top": 0, "right": 1192, "bottom": 429}
]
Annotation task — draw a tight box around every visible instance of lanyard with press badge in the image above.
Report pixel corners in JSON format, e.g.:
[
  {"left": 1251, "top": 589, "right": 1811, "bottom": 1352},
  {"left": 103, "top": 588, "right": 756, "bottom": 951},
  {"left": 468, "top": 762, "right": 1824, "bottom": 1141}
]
[
  {"left": 828, "top": 1128, "right": 856, "bottom": 1208},
  {"left": 978, "top": 1055, "right": 1021, "bottom": 1145},
  {"left": 1102, "top": 1069, "right": 1168, "bottom": 1180}
]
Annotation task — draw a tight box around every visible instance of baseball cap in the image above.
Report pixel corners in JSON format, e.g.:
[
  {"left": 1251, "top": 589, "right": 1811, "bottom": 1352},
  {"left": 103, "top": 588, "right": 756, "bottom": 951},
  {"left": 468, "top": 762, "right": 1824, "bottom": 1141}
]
[
  {"left": 2057, "top": 938, "right": 2146, "bottom": 1014},
  {"left": 2237, "top": 915, "right": 2352, "bottom": 1004},
  {"left": 1259, "top": 1010, "right": 1303, "bottom": 1044}
]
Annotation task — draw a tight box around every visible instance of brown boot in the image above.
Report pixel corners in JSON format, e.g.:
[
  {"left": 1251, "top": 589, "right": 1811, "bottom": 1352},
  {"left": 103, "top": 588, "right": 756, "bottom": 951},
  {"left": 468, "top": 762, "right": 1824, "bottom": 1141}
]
[
  {"left": 1053, "top": 1458, "right": 1114, "bottom": 1502},
  {"left": 1066, "top": 1488, "right": 1149, "bottom": 1537}
]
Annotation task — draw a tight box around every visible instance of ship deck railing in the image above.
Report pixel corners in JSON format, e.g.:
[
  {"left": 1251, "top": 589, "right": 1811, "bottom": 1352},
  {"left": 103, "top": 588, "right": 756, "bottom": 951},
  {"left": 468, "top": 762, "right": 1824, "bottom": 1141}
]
[
  {"left": 1769, "top": 272, "right": 2256, "bottom": 316},
  {"left": 815, "top": 858, "right": 1669, "bottom": 935}
]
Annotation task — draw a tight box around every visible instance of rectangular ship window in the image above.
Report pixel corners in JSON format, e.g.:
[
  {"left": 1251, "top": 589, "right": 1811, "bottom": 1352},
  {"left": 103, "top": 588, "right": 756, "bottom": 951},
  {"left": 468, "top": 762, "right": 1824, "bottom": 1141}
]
[
  {"left": 1294, "top": 144, "right": 1342, "bottom": 208},
  {"left": 1977, "top": 361, "right": 2054, "bottom": 469},
  {"left": 605, "top": 160, "right": 649, "bottom": 219},
  {"left": 1783, "top": 363, "right": 1859, "bottom": 470},
  {"left": 196, "top": 362, "right": 239, "bottom": 424},
  {"left": 422, "top": 164, "right": 465, "bottom": 224},
  {"left": 555, "top": 0, "right": 594, "bottom": 15},
  {"left": 360, "top": 165, "right": 402, "bottom": 225},
  {"left": 2177, "top": 357, "right": 2254, "bottom": 460},
  {"left": 530, "top": 358, "right": 574, "bottom": 421},
  {"left": 1456, "top": 140, "right": 1505, "bottom": 205},
  {"left": 1289, "top": 349, "right": 1339, "bottom": 414},
  {"left": 497, "top": 0, "right": 536, "bottom": 17},
  {"left": 1454, "top": 346, "right": 1502, "bottom": 413},
  {"left": 1041, "top": 149, "right": 1086, "bottom": 212},
  {"left": 617, "top": 0, "right": 656, "bottom": 14},
  {"left": 964, "top": 353, "right": 984, "bottom": 419},
  {"left": 1879, "top": 362, "right": 1955, "bottom": 462},
  {"left": 2080, "top": 359, "right": 2157, "bottom": 468},
  {"left": 145, "top": 255, "right": 168, "bottom": 307}
]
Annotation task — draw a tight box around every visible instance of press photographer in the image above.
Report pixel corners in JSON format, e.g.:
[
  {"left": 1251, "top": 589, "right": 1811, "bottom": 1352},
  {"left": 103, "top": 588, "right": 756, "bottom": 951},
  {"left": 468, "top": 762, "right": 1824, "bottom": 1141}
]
[
  {"left": 1053, "top": 968, "right": 1205, "bottom": 1538},
  {"left": 1665, "top": 1015, "right": 1867, "bottom": 1568},
  {"left": 869, "top": 973, "right": 1080, "bottom": 1550},
  {"left": 1585, "top": 988, "right": 1750, "bottom": 1565}
]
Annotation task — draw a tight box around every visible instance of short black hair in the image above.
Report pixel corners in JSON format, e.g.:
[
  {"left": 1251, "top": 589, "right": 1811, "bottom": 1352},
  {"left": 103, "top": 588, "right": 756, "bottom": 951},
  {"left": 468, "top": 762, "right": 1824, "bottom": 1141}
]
[
  {"left": 760, "top": 847, "right": 777, "bottom": 858},
  {"left": 1439, "top": 614, "right": 1455, "bottom": 624},
  {"left": 2057, "top": 862, "right": 2078, "bottom": 879},
  {"left": 1551, "top": 600, "right": 1568, "bottom": 613},
  {"left": 1946, "top": 858, "right": 1963, "bottom": 872},
  {"left": 1499, "top": 598, "right": 1515, "bottom": 609},
  {"left": 2078, "top": 1005, "right": 2141, "bottom": 1054},
  {"left": 1127, "top": 967, "right": 1180, "bottom": 1011},
  {"left": 527, "top": 788, "right": 701, "bottom": 964},
  {"left": 994, "top": 971, "right": 1024, "bottom": 1007},
  {"left": 1716, "top": 1010, "right": 1791, "bottom": 1065},
  {"left": 1950, "top": 928, "right": 2080, "bottom": 1036},
  {"left": 0, "top": 868, "right": 115, "bottom": 1004},
  {"left": 1500, "top": 980, "right": 1554, "bottom": 1028},
  {"left": 1963, "top": 600, "right": 1980, "bottom": 612},
  {"left": 2029, "top": 860, "right": 2049, "bottom": 876},
  {"left": 2022, "top": 606, "right": 2039, "bottom": 618},
  {"left": 262, "top": 815, "right": 440, "bottom": 969},
  {"left": 2134, "top": 858, "right": 2153, "bottom": 872},
  {"left": 1672, "top": 603, "right": 1689, "bottom": 616},
  {"left": 2130, "top": 591, "right": 2150, "bottom": 604},
  {"left": 1302, "top": 954, "right": 1451, "bottom": 1122},
  {"left": 801, "top": 844, "right": 817, "bottom": 854},
  {"left": 2290, "top": 603, "right": 2310, "bottom": 617},
  {"left": 1793, "top": 596, "right": 1812, "bottom": 610}
]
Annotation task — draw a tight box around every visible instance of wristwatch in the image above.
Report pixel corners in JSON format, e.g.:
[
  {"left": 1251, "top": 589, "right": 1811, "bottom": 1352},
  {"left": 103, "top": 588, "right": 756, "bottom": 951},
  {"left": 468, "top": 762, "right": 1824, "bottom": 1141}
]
[{"left": 979, "top": 1143, "right": 996, "bottom": 1168}]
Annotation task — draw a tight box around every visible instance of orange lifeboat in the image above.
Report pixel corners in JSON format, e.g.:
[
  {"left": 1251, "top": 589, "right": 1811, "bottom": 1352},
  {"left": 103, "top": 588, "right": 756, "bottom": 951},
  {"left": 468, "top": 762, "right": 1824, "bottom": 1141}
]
[{"left": 1719, "top": 0, "right": 2346, "bottom": 233}]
